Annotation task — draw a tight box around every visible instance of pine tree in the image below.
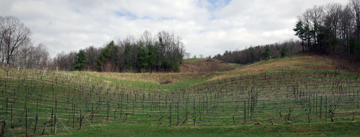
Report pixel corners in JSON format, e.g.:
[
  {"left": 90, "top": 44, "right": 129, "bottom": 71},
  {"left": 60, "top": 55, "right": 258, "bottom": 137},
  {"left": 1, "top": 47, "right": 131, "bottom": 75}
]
[
  {"left": 138, "top": 42, "right": 148, "bottom": 72},
  {"left": 281, "top": 45, "right": 289, "bottom": 58},
  {"left": 96, "top": 41, "right": 115, "bottom": 71},
  {"left": 147, "top": 44, "right": 156, "bottom": 73},
  {"left": 263, "top": 47, "right": 270, "bottom": 60},
  {"left": 294, "top": 20, "right": 306, "bottom": 51},
  {"left": 73, "top": 50, "right": 87, "bottom": 71}
]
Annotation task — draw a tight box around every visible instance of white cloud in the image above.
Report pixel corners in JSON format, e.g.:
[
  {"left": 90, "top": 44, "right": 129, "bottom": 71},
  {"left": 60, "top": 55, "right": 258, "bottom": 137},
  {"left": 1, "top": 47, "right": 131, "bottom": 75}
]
[{"left": 0, "top": 0, "right": 350, "bottom": 58}]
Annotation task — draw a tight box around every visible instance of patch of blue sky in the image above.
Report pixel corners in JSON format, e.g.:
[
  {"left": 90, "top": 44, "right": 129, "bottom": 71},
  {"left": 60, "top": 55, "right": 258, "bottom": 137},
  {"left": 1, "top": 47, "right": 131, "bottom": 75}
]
[
  {"left": 115, "top": 11, "right": 137, "bottom": 20},
  {"left": 209, "top": 14, "right": 216, "bottom": 20},
  {"left": 142, "top": 16, "right": 150, "bottom": 20},
  {"left": 115, "top": 11, "right": 126, "bottom": 17},
  {"left": 206, "top": 0, "right": 231, "bottom": 20},
  {"left": 207, "top": 0, "right": 231, "bottom": 9}
]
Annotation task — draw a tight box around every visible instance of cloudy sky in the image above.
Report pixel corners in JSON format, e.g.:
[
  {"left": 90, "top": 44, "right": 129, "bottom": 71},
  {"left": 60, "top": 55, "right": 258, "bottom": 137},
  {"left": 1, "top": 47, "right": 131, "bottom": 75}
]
[{"left": 0, "top": 0, "right": 349, "bottom": 58}]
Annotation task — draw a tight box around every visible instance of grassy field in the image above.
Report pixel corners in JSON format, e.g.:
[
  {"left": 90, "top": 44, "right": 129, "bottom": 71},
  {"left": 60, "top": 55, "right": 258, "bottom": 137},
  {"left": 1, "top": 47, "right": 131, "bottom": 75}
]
[
  {"left": 59, "top": 122, "right": 360, "bottom": 137},
  {"left": 0, "top": 55, "right": 359, "bottom": 136}
]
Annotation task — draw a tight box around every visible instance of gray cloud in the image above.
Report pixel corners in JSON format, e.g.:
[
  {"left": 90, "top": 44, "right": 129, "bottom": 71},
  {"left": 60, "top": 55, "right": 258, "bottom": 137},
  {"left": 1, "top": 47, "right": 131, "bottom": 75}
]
[{"left": 0, "top": 0, "right": 349, "bottom": 58}]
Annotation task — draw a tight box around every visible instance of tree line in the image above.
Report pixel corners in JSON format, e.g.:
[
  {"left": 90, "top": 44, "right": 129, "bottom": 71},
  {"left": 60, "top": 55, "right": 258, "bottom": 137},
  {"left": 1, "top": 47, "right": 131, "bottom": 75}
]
[
  {"left": 294, "top": 0, "right": 360, "bottom": 59},
  {"left": 215, "top": 0, "right": 360, "bottom": 64},
  {"left": 1, "top": 16, "right": 185, "bottom": 72},
  {"left": 213, "top": 39, "right": 302, "bottom": 64},
  {"left": 50, "top": 30, "right": 185, "bottom": 72},
  {"left": 0, "top": 16, "right": 49, "bottom": 69}
]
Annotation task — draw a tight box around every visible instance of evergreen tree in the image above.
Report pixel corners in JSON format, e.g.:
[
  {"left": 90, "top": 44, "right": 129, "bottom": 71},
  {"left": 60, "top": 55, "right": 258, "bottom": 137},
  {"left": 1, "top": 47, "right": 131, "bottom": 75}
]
[
  {"left": 54, "top": 30, "right": 186, "bottom": 72},
  {"left": 147, "top": 44, "right": 156, "bottom": 73},
  {"left": 73, "top": 50, "right": 87, "bottom": 71},
  {"left": 138, "top": 42, "right": 148, "bottom": 72},
  {"left": 96, "top": 41, "right": 115, "bottom": 71},
  {"left": 293, "top": 20, "right": 306, "bottom": 51},
  {"left": 281, "top": 45, "right": 289, "bottom": 58},
  {"left": 248, "top": 47, "right": 255, "bottom": 63},
  {"left": 263, "top": 47, "right": 270, "bottom": 59}
]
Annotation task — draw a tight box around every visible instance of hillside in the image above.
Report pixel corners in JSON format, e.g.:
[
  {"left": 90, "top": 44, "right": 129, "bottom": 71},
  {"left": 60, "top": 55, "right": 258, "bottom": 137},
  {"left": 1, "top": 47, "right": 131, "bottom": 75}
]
[
  {"left": 208, "top": 55, "right": 348, "bottom": 82},
  {"left": 79, "top": 54, "right": 358, "bottom": 88},
  {"left": 0, "top": 54, "right": 359, "bottom": 136},
  {"left": 81, "top": 58, "right": 235, "bottom": 86},
  {"left": 81, "top": 55, "right": 351, "bottom": 86},
  {"left": 181, "top": 58, "right": 234, "bottom": 73}
]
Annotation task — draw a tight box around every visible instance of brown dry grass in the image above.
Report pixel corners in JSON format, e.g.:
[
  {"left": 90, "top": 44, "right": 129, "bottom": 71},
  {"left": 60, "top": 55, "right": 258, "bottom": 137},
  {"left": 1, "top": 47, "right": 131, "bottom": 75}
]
[
  {"left": 181, "top": 58, "right": 231, "bottom": 73},
  {"left": 84, "top": 58, "right": 230, "bottom": 84},
  {"left": 85, "top": 55, "right": 351, "bottom": 84},
  {"left": 208, "top": 55, "right": 340, "bottom": 81},
  {"left": 85, "top": 71, "right": 210, "bottom": 84}
]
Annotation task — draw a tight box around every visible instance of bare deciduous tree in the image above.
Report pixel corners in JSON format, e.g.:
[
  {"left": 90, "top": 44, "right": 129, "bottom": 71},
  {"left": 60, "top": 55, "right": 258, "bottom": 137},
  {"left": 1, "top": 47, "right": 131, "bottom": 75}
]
[
  {"left": 213, "top": 39, "right": 302, "bottom": 64},
  {"left": 84, "top": 46, "right": 100, "bottom": 70},
  {"left": 140, "top": 30, "right": 153, "bottom": 45},
  {"left": 16, "top": 43, "right": 50, "bottom": 69},
  {"left": 350, "top": 0, "right": 360, "bottom": 50},
  {"left": 324, "top": 3, "right": 342, "bottom": 53},
  {"left": 0, "top": 16, "right": 31, "bottom": 65}
]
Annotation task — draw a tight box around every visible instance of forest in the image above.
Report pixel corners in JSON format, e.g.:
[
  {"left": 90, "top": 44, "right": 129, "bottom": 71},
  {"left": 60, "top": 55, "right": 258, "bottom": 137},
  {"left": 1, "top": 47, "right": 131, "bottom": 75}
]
[
  {"left": 213, "top": 39, "right": 302, "bottom": 64},
  {"left": 52, "top": 31, "right": 185, "bottom": 72},
  {"left": 294, "top": 2, "right": 360, "bottom": 57},
  {"left": 215, "top": 1, "right": 360, "bottom": 64}
]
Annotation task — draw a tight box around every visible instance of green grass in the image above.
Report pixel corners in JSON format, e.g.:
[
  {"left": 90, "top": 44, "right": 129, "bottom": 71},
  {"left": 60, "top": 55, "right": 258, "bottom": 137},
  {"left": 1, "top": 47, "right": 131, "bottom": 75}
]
[
  {"left": 1, "top": 55, "right": 360, "bottom": 136},
  {"left": 60, "top": 121, "right": 360, "bottom": 137}
]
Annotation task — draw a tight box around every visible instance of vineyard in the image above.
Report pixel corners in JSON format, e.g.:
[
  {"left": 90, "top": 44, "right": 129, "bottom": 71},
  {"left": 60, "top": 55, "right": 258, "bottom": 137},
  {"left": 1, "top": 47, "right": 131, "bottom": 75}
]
[{"left": 0, "top": 55, "right": 360, "bottom": 136}]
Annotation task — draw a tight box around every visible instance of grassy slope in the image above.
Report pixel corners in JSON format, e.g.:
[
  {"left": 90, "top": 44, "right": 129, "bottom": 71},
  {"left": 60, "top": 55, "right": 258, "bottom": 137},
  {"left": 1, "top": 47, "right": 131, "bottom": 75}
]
[
  {"left": 183, "top": 58, "right": 207, "bottom": 63},
  {"left": 61, "top": 55, "right": 359, "bottom": 136},
  {"left": 208, "top": 55, "right": 344, "bottom": 81},
  {"left": 81, "top": 58, "right": 220, "bottom": 90},
  {"left": 1, "top": 54, "right": 359, "bottom": 137},
  {"left": 81, "top": 71, "right": 211, "bottom": 90},
  {"left": 82, "top": 55, "right": 353, "bottom": 89}
]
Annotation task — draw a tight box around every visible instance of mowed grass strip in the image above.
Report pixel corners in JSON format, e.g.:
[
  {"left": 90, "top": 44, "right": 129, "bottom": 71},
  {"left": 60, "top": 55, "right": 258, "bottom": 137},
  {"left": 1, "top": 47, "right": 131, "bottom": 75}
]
[{"left": 59, "top": 121, "right": 360, "bottom": 137}]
